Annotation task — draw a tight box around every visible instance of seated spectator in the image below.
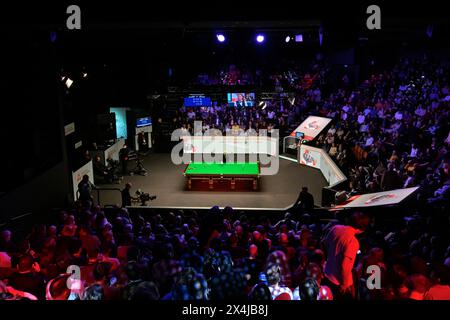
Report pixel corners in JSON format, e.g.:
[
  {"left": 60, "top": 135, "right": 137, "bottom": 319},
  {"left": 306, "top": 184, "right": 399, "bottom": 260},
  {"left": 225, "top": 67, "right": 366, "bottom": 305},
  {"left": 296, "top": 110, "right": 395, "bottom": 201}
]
[
  {"left": 168, "top": 268, "right": 208, "bottom": 300},
  {"left": 406, "top": 274, "right": 431, "bottom": 300},
  {"left": 7, "top": 255, "right": 46, "bottom": 300},
  {"left": 61, "top": 215, "right": 78, "bottom": 238},
  {"left": 424, "top": 264, "right": 450, "bottom": 300},
  {"left": 0, "top": 280, "right": 38, "bottom": 300},
  {"left": 266, "top": 264, "right": 293, "bottom": 300},
  {"left": 0, "top": 230, "right": 17, "bottom": 253}
]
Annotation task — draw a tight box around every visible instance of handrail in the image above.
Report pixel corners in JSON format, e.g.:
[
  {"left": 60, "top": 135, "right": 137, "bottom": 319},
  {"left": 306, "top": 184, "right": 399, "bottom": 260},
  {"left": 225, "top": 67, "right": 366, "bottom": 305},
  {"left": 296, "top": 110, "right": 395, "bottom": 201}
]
[
  {"left": 76, "top": 187, "right": 122, "bottom": 206},
  {"left": 93, "top": 187, "right": 122, "bottom": 206}
]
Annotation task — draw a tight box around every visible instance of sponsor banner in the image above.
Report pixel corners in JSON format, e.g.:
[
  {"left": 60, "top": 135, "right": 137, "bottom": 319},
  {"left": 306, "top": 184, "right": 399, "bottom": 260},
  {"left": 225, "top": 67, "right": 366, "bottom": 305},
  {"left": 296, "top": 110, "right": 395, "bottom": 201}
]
[
  {"left": 290, "top": 116, "right": 332, "bottom": 141},
  {"left": 335, "top": 187, "right": 419, "bottom": 208},
  {"left": 299, "top": 146, "right": 321, "bottom": 168},
  {"left": 181, "top": 136, "right": 278, "bottom": 156},
  {"left": 64, "top": 122, "right": 75, "bottom": 136},
  {"left": 299, "top": 144, "right": 346, "bottom": 187}
]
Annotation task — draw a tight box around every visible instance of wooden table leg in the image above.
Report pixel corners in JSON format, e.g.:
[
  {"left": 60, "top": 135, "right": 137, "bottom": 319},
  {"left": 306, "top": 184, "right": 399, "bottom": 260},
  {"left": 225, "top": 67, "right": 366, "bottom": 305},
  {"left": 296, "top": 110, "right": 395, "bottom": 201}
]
[
  {"left": 253, "top": 178, "right": 257, "bottom": 191},
  {"left": 231, "top": 178, "right": 235, "bottom": 190},
  {"left": 188, "top": 178, "right": 191, "bottom": 190}
]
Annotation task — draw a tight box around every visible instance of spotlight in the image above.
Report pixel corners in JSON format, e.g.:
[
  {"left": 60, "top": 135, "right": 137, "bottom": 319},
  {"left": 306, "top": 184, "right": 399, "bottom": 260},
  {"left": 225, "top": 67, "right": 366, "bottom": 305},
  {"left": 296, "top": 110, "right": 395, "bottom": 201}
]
[
  {"left": 285, "top": 36, "right": 291, "bottom": 43},
  {"left": 258, "top": 101, "right": 267, "bottom": 109},
  {"left": 82, "top": 72, "right": 88, "bottom": 78},
  {"left": 256, "top": 34, "right": 265, "bottom": 43},
  {"left": 64, "top": 77, "right": 73, "bottom": 88},
  {"left": 216, "top": 34, "right": 226, "bottom": 43},
  {"left": 295, "top": 34, "right": 303, "bottom": 42}
]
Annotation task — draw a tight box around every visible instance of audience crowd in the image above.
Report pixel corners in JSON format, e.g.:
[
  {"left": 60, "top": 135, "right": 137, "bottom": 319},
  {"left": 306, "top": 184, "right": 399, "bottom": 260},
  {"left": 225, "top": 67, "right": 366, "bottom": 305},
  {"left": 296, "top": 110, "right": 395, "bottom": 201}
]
[
  {"left": 0, "top": 55, "right": 449, "bottom": 301},
  {"left": 0, "top": 200, "right": 448, "bottom": 300}
]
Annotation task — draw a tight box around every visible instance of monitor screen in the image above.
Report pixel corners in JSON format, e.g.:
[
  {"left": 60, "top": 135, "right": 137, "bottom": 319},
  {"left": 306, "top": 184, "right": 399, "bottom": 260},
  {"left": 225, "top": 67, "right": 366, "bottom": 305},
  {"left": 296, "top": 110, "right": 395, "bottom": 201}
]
[
  {"left": 110, "top": 107, "right": 128, "bottom": 139},
  {"left": 296, "top": 132, "right": 304, "bottom": 139},
  {"left": 227, "top": 93, "right": 255, "bottom": 107},
  {"left": 136, "top": 117, "right": 152, "bottom": 128},
  {"left": 184, "top": 95, "right": 212, "bottom": 107}
]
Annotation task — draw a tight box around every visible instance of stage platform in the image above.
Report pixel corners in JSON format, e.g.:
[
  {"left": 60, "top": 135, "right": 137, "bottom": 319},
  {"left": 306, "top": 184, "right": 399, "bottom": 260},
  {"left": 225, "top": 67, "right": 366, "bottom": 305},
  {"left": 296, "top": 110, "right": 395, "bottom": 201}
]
[{"left": 96, "top": 153, "right": 327, "bottom": 210}]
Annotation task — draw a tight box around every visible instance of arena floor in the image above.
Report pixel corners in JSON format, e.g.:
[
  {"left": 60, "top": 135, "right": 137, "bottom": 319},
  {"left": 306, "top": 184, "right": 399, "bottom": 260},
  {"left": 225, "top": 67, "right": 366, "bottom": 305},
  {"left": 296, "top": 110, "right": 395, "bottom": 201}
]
[{"left": 96, "top": 153, "right": 327, "bottom": 210}]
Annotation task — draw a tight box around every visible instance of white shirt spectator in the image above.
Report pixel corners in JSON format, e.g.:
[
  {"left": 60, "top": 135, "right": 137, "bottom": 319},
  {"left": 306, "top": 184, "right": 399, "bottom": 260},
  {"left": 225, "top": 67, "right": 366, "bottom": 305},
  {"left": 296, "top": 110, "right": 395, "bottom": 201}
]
[
  {"left": 327, "top": 127, "right": 336, "bottom": 135},
  {"left": 360, "top": 124, "right": 369, "bottom": 133},
  {"left": 395, "top": 111, "right": 403, "bottom": 120},
  {"left": 377, "top": 109, "right": 385, "bottom": 118},
  {"left": 390, "top": 121, "right": 402, "bottom": 133},
  {"left": 187, "top": 110, "right": 196, "bottom": 120},
  {"left": 404, "top": 175, "right": 415, "bottom": 188},
  {"left": 415, "top": 106, "right": 426, "bottom": 117},
  {"left": 342, "top": 105, "right": 352, "bottom": 113},
  {"left": 357, "top": 114, "right": 365, "bottom": 124},
  {"left": 410, "top": 146, "right": 419, "bottom": 158},
  {"left": 365, "top": 136, "right": 374, "bottom": 147},
  {"left": 428, "top": 125, "right": 438, "bottom": 135}
]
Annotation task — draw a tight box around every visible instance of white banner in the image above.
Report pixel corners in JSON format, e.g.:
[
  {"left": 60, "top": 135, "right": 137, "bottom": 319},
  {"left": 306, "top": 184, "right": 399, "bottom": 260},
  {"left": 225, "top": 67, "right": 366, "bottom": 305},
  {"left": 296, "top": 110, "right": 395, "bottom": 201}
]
[
  {"left": 290, "top": 116, "right": 332, "bottom": 141},
  {"left": 64, "top": 122, "right": 75, "bottom": 136},
  {"left": 104, "top": 138, "right": 126, "bottom": 164},
  {"left": 335, "top": 187, "right": 419, "bottom": 208},
  {"left": 182, "top": 136, "right": 278, "bottom": 156}
]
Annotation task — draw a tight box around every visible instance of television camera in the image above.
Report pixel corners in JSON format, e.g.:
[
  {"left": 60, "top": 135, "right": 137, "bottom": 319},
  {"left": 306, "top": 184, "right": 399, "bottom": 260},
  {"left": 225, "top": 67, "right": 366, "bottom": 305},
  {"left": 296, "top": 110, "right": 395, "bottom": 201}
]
[
  {"left": 127, "top": 151, "right": 148, "bottom": 176},
  {"left": 135, "top": 189, "right": 157, "bottom": 206}
]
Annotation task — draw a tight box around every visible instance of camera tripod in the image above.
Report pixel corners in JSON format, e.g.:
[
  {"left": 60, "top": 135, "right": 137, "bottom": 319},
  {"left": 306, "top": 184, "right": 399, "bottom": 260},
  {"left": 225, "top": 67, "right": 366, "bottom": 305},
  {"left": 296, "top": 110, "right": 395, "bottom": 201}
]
[{"left": 130, "top": 158, "right": 148, "bottom": 176}]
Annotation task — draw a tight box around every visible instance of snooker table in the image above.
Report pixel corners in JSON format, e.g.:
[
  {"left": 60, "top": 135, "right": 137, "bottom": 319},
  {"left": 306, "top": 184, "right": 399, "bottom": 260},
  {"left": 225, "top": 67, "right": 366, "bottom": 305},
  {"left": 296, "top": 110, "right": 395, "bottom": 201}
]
[{"left": 184, "top": 162, "right": 260, "bottom": 191}]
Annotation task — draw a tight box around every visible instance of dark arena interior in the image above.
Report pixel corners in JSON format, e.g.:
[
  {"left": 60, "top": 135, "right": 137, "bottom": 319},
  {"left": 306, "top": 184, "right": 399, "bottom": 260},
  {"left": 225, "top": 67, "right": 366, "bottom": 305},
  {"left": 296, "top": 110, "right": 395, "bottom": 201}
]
[{"left": 0, "top": 1, "right": 449, "bottom": 312}]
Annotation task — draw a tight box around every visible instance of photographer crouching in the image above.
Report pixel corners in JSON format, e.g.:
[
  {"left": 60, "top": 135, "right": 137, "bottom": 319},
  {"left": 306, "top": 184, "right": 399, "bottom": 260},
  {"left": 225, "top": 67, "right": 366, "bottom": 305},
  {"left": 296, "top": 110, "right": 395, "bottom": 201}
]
[{"left": 121, "top": 182, "right": 156, "bottom": 207}]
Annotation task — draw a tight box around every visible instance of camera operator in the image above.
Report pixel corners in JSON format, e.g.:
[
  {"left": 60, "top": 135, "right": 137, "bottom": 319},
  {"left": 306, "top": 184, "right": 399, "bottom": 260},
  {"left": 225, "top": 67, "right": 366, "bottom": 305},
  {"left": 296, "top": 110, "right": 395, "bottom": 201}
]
[
  {"left": 121, "top": 182, "right": 156, "bottom": 207},
  {"left": 121, "top": 183, "right": 139, "bottom": 207},
  {"left": 78, "top": 175, "right": 96, "bottom": 202},
  {"left": 119, "top": 144, "right": 130, "bottom": 175},
  {"left": 93, "top": 156, "right": 112, "bottom": 183}
]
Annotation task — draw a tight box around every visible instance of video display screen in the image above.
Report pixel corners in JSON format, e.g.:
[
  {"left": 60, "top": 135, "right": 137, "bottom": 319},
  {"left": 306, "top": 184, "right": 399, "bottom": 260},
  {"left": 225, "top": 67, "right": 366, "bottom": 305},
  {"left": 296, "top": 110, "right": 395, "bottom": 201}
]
[
  {"left": 227, "top": 93, "right": 255, "bottom": 107},
  {"left": 136, "top": 117, "right": 152, "bottom": 128}
]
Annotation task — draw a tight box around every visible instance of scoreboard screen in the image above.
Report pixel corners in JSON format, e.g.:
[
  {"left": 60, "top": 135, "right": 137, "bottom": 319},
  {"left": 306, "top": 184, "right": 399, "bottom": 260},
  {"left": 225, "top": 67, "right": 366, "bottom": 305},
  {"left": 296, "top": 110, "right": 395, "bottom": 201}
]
[{"left": 184, "top": 95, "right": 212, "bottom": 107}]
